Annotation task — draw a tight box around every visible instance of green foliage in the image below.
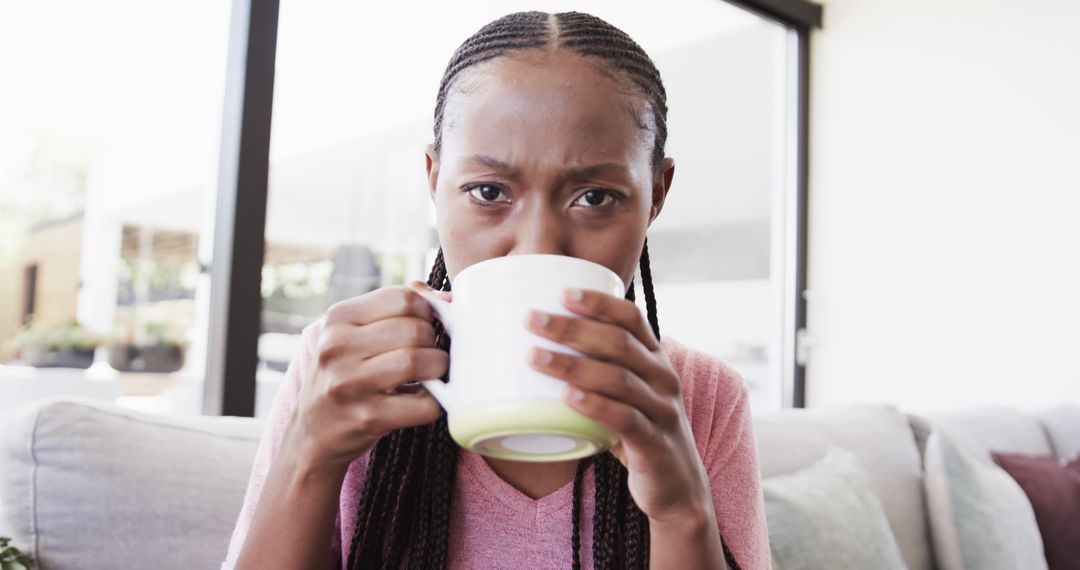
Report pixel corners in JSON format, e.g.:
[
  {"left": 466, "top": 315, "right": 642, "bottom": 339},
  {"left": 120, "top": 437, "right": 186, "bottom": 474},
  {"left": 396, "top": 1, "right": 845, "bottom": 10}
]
[
  {"left": 9, "top": 319, "right": 103, "bottom": 352},
  {"left": 0, "top": 536, "right": 35, "bottom": 570},
  {"left": 140, "top": 320, "right": 184, "bottom": 347}
]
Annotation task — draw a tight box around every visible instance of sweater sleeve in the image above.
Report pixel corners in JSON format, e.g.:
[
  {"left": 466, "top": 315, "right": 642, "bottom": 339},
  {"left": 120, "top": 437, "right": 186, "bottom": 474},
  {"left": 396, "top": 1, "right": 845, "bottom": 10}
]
[
  {"left": 667, "top": 339, "right": 772, "bottom": 570},
  {"left": 221, "top": 317, "right": 341, "bottom": 569}
]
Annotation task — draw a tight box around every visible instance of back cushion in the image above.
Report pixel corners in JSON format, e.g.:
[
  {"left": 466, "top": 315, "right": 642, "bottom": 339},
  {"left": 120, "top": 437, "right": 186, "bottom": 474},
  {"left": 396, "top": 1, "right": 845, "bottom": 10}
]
[
  {"left": 1038, "top": 405, "right": 1080, "bottom": 460},
  {"left": 753, "top": 405, "right": 931, "bottom": 570},
  {"left": 0, "top": 398, "right": 263, "bottom": 570},
  {"left": 909, "top": 407, "right": 1056, "bottom": 464}
]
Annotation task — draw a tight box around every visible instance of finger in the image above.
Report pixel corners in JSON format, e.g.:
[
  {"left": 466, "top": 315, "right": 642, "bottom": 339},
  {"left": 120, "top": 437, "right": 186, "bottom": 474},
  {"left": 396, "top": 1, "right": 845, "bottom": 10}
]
[
  {"left": 564, "top": 387, "right": 666, "bottom": 455},
  {"left": 323, "top": 287, "right": 434, "bottom": 327},
  {"left": 561, "top": 288, "right": 660, "bottom": 351},
  {"left": 319, "top": 316, "right": 436, "bottom": 362},
  {"left": 528, "top": 347, "right": 676, "bottom": 426},
  {"left": 359, "top": 390, "right": 443, "bottom": 433},
  {"left": 526, "top": 311, "right": 675, "bottom": 394},
  {"left": 327, "top": 347, "right": 448, "bottom": 399}
]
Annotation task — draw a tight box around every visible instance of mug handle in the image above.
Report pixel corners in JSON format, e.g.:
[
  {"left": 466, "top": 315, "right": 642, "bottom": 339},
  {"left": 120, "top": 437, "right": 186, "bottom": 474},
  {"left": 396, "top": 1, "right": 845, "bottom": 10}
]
[{"left": 413, "top": 289, "right": 454, "bottom": 409}]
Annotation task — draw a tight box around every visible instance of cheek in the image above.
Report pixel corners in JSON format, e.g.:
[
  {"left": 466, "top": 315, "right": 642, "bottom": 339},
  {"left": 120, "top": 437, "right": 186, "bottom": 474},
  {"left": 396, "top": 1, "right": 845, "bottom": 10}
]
[
  {"left": 581, "top": 228, "right": 646, "bottom": 290},
  {"left": 433, "top": 197, "right": 498, "bottom": 280}
]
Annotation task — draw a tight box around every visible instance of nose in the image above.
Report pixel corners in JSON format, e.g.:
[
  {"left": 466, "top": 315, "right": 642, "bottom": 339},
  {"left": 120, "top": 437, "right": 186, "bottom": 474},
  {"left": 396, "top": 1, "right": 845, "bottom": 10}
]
[{"left": 507, "top": 202, "right": 570, "bottom": 256}]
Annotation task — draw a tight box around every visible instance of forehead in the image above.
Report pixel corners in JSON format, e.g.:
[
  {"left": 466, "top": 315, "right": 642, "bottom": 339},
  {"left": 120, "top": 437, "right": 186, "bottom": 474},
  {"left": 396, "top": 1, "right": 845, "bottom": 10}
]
[{"left": 440, "top": 50, "right": 652, "bottom": 169}]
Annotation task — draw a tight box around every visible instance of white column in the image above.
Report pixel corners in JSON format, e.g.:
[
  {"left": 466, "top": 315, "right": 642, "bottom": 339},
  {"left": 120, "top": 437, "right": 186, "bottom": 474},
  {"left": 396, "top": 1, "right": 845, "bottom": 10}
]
[{"left": 76, "top": 174, "right": 123, "bottom": 337}]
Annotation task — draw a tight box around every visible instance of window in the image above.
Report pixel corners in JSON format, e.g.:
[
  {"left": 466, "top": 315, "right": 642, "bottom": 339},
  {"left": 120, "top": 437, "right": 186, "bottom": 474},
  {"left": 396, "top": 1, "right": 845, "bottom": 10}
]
[{"left": 0, "top": 0, "right": 231, "bottom": 415}]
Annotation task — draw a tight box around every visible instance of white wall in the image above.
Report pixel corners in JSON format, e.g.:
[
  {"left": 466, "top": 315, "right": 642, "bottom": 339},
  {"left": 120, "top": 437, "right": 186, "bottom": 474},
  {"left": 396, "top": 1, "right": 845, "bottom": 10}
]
[{"left": 805, "top": 0, "right": 1080, "bottom": 411}]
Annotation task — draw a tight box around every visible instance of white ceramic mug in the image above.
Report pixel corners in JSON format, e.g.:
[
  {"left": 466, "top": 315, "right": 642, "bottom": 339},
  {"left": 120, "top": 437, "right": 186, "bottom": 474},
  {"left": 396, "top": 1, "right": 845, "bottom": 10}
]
[{"left": 417, "top": 254, "right": 624, "bottom": 462}]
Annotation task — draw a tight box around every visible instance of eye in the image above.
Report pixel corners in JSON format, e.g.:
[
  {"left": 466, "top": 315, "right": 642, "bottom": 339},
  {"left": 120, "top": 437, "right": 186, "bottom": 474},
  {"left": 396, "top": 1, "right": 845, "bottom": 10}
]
[
  {"left": 466, "top": 184, "right": 510, "bottom": 203},
  {"left": 573, "top": 189, "right": 618, "bottom": 208}
]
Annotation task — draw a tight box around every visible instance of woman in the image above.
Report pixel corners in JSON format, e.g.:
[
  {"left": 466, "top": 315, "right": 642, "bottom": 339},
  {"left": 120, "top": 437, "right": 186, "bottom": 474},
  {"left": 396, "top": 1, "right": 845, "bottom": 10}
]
[{"left": 224, "top": 11, "right": 769, "bottom": 570}]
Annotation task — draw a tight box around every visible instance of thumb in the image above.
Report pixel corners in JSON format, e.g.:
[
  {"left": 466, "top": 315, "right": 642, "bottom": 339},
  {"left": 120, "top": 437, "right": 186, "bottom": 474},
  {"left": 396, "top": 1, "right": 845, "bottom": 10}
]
[{"left": 407, "top": 280, "right": 452, "bottom": 302}]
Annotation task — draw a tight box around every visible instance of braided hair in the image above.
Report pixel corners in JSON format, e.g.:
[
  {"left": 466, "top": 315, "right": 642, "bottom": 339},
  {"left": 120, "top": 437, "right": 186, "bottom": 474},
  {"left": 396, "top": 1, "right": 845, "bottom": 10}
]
[{"left": 347, "top": 11, "right": 742, "bottom": 570}]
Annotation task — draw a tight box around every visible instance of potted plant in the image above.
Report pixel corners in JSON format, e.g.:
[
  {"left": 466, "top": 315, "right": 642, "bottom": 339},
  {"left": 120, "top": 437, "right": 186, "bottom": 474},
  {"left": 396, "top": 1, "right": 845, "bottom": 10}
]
[
  {"left": 10, "top": 319, "right": 102, "bottom": 369},
  {"left": 105, "top": 322, "right": 137, "bottom": 371},
  {"left": 104, "top": 320, "right": 186, "bottom": 373},
  {"left": 135, "top": 320, "right": 186, "bottom": 373}
]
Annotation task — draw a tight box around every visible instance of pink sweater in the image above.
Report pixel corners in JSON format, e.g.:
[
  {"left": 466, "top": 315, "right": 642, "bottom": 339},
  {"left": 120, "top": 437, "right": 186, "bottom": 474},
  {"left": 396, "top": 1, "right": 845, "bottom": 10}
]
[{"left": 222, "top": 317, "right": 771, "bottom": 569}]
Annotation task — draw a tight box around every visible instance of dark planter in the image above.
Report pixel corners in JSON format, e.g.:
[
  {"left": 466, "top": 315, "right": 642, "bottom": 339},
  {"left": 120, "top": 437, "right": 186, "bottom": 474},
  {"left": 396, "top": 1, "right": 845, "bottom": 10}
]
[
  {"left": 107, "top": 343, "right": 138, "bottom": 371},
  {"left": 135, "top": 344, "right": 185, "bottom": 373},
  {"left": 105, "top": 343, "right": 185, "bottom": 373},
  {"left": 22, "top": 346, "right": 96, "bottom": 369}
]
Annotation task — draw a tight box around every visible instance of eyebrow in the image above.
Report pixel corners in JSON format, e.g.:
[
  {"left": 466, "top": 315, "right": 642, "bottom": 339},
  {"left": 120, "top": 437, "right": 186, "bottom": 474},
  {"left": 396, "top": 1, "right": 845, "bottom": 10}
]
[
  {"left": 463, "top": 154, "right": 630, "bottom": 182},
  {"left": 563, "top": 162, "right": 630, "bottom": 181},
  {"left": 464, "top": 154, "right": 519, "bottom": 175}
]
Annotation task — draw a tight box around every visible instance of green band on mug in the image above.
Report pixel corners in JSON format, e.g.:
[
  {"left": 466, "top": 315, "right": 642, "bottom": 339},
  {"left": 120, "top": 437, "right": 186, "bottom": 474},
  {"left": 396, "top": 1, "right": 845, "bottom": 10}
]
[{"left": 448, "top": 400, "right": 617, "bottom": 462}]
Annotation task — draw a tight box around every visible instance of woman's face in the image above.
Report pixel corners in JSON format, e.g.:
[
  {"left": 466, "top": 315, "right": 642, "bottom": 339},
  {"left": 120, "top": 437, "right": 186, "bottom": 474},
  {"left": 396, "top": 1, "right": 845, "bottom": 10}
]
[{"left": 425, "top": 49, "right": 675, "bottom": 289}]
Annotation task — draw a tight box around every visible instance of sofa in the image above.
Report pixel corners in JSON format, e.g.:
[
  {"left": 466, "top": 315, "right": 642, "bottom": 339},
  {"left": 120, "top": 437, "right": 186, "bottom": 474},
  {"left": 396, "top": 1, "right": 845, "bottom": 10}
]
[{"left": 0, "top": 397, "right": 1076, "bottom": 570}]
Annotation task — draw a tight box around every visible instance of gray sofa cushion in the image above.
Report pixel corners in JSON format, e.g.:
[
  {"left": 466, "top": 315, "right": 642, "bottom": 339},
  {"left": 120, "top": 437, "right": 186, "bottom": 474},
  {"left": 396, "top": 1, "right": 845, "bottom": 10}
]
[
  {"left": 763, "top": 447, "right": 907, "bottom": 570},
  {"left": 1038, "top": 405, "right": 1080, "bottom": 460},
  {"left": 909, "top": 407, "right": 1055, "bottom": 464},
  {"left": 924, "top": 431, "right": 1047, "bottom": 570},
  {"left": 753, "top": 404, "right": 931, "bottom": 570},
  {"left": 0, "top": 397, "right": 263, "bottom": 570}
]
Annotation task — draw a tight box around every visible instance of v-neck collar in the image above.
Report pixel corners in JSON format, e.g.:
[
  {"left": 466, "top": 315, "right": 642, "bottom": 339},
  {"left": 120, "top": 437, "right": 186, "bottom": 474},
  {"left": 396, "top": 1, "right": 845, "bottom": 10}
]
[{"left": 460, "top": 449, "right": 592, "bottom": 520}]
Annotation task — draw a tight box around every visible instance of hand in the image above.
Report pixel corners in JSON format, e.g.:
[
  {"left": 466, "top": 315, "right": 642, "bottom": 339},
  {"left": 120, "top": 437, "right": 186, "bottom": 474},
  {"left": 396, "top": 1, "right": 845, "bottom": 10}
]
[
  {"left": 283, "top": 283, "right": 449, "bottom": 476},
  {"left": 524, "top": 288, "right": 716, "bottom": 525}
]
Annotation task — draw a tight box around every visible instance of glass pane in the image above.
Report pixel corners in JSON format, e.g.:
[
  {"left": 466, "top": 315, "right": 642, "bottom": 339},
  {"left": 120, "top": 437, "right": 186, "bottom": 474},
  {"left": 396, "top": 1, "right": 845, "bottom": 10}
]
[
  {"left": 0, "top": 0, "right": 230, "bottom": 416},
  {"left": 646, "top": 18, "right": 792, "bottom": 411},
  {"left": 262, "top": 1, "right": 793, "bottom": 413}
]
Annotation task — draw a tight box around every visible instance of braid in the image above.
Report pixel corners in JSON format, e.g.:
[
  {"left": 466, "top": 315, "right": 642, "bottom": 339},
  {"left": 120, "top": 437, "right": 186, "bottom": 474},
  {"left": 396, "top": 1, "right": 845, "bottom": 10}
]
[
  {"left": 346, "top": 251, "right": 457, "bottom": 570},
  {"left": 428, "top": 413, "right": 457, "bottom": 566},
  {"left": 428, "top": 248, "right": 450, "bottom": 292},
  {"left": 570, "top": 458, "right": 590, "bottom": 570},
  {"left": 640, "top": 239, "right": 660, "bottom": 339},
  {"left": 383, "top": 427, "right": 422, "bottom": 567},
  {"left": 591, "top": 453, "right": 618, "bottom": 568},
  {"left": 345, "top": 433, "right": 385, "bottom": 569}
]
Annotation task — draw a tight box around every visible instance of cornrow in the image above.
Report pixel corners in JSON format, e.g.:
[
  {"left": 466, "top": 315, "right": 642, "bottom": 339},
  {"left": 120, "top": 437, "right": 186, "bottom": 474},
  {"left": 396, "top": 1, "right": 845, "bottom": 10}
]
[
  {"left": 348, "top": 11, "right": 744, "bottom": 570},
  {"left": 432, "top": 11, "right": 669, "bottom": 172},
  {"left": 553, "top": 12, "right": 668, "bottom": 170},
  {"left": 431, "top": 12, "right": 550, "bottom": 157}
]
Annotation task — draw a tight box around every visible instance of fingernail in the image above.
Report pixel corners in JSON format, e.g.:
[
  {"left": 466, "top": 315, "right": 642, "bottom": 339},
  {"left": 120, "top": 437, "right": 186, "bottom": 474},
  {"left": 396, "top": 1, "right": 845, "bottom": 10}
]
[
  {"left": 565, "top": 288, "right": 584, "bottom": 303},
  {"left": 528, "top": 310, "right": 550, "bottom": 328},
  {"left": 565, "top": 387, "right": 585, "bottom": 403},
  {"left": 530, "top": 346, "right": 553, "bottom": 365}
]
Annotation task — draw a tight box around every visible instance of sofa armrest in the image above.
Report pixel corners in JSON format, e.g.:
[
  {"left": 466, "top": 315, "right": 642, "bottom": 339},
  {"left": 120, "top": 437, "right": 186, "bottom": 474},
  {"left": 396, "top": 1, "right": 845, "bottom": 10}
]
[{"left": 0, "top": 397, "right": 263, "bottom": 570}]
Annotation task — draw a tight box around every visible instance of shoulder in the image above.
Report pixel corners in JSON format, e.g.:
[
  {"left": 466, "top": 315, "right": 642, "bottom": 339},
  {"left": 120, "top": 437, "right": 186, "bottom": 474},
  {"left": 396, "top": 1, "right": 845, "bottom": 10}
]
[
  {"left": 661, "top": 335, "right": 748, "bottom": 412},
  {"left": 660, "top": 336, "right": 750, "bottom": 457}
]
